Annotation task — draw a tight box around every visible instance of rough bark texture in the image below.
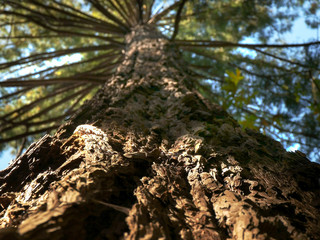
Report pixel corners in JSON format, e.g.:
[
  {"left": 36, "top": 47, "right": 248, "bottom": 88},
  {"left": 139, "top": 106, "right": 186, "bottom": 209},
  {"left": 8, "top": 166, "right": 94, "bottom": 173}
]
[{"left": 0, "top": 25, "right": 319, "bottom": 240}]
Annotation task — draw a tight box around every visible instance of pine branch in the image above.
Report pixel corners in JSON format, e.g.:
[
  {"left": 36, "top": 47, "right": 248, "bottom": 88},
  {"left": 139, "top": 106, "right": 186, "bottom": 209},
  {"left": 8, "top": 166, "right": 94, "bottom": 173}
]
[
  {"left": 0, "top": 45, "right": 120, "bottom": 71},
  {"left": 122, "top": 0, "right": 139, "bottom": 25},
  {"left": 175, "top": 40, "right": 320, "bottom": 49},
  {"left": 0, "top": 87, "right": 33, "bottom": 100},
  {"left": 253, "top": 48, "right": 315, "bottom": 70},
  {"left": 171, "top": 0, "right": 187, "bottom": 41},
  {"left": 1, "top": 84, "right": 82, "bottom": 121},
  {"left": 0, "top": 86, "right": 94, "bottom": 134},
  {"left": 106, "top": 0, "right": 133, "bottom": 27},
  {"left": 87, "top": 0, "right": 130, "bottom": 31},
  {"left": 148, "top": 0, "right": 182, "bottom": 24},
  {"left": 0, "top": 77, "right": 103, "bottom": 87},
  {"left": 0, "top": 125, "right": 59, "bottom": 143}
]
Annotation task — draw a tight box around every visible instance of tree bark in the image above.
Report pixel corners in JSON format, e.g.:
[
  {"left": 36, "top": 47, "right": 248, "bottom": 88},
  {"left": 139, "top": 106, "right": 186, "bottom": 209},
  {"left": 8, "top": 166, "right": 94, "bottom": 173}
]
[{"left": 0, "top": 25, "right": 319, "bottom": 240}]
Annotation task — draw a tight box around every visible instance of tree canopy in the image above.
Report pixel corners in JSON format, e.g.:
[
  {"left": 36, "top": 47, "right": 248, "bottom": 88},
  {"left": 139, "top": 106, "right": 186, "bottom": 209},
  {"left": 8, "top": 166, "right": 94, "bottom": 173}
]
[{"left": 0, "top": 0, "right": 319, "bottom": 161}]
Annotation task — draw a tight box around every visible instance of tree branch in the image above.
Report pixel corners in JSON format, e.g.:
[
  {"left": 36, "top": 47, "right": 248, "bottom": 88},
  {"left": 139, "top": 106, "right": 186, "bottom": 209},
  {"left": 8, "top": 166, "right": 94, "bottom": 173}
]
[
  {"left": 148, "top": 1, "right": 182, "bottom": 24},
  {"left": 175, "top": 39, "right": 320, "bottom": 49},
  {"left": 0, "top": 125, "right": 60, "bottom": 144},
  {"left": 171, "top": 0, "right": 187, "bottom": 41}
]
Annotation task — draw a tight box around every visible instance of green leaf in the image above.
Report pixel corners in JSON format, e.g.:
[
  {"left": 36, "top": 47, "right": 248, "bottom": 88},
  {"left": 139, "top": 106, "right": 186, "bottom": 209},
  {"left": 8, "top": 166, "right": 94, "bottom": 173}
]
[{"left": 226, "top": 68, "right": 244, "bottom": 86}]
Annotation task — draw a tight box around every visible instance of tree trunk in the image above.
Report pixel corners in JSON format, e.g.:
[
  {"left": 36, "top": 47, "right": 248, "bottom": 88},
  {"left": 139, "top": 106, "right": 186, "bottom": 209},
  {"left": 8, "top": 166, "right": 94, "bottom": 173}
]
[{"left": 0, "top": 25, "right": 319, "bottom": 240}]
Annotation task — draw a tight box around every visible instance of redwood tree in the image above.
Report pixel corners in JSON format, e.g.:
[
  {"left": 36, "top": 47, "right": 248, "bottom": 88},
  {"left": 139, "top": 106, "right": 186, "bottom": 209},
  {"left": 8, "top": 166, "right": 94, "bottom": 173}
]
[{"left": 0, "top": 1, "right": 319, "bottom": 239}]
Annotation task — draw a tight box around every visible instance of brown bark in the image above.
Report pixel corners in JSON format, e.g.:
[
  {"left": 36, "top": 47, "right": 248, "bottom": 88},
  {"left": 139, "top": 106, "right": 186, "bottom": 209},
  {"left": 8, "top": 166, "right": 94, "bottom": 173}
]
[{"left": 0, "top": 25, "right": 319, "bottom": 240}]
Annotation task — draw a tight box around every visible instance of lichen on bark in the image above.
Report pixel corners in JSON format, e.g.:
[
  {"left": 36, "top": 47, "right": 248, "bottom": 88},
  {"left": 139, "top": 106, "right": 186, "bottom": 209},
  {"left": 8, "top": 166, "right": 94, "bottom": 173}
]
[{"left": 0, "top": 25, "right": 319, "bottom": 240}]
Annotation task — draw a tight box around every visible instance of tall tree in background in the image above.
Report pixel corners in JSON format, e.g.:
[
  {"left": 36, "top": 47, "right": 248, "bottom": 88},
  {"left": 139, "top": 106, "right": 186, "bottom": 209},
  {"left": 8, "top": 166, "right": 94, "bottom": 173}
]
[{"left": 0, "top": 0, "right": 319, "bottom": 239}]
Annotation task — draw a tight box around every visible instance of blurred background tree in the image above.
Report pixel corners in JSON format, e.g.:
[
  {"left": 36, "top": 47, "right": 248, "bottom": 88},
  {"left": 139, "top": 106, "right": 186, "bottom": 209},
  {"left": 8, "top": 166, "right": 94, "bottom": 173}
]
[{"left": 0, "top": 0, "right": 319, "bottom": 162}]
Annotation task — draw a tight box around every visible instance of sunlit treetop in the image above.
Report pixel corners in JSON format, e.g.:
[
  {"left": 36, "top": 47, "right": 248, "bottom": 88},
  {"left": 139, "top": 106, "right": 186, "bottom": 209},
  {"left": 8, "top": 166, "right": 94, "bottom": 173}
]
[{"left": 0, "top": 0, "right": 319, "bottom": 161}]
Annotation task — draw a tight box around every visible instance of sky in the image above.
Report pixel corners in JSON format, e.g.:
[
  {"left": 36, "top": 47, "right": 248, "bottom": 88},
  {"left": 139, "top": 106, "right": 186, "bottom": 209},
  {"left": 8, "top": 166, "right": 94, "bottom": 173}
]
[{"left": 0, "top": 15, "right": 319, "bottom": 170}]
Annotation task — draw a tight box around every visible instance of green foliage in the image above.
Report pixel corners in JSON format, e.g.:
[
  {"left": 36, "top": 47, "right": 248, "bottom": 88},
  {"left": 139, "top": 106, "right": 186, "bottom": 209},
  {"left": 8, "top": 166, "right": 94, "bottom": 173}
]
[
  {"left": 0, "top": 0, "right": 319, "bottom": 161},
  {"left": 171, "top": 0, "right": 320, "bottom": 161},
  {"left": 223, "top": 68, "right": 244, "bottom": 93}
]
